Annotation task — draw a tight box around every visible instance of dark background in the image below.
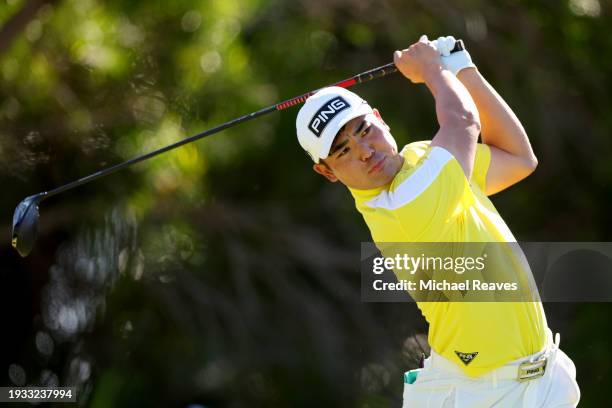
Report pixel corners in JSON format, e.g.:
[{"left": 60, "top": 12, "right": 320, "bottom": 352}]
[{"left": 1, "top": 0, "right": 611, "bottom": 406}]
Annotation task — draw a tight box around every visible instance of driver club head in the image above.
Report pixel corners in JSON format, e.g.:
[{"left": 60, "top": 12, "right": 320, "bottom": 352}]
[{"left": 11, "top": 194, "right": 44, "bottom": 257}]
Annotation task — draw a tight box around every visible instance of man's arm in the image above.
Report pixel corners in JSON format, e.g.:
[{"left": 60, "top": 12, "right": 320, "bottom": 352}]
[
  {"left": 456, "top": 68, "right": 538, "bottom": 195},
  {"left": 394, "top": 38, "right": 481, "bottom": 179}
]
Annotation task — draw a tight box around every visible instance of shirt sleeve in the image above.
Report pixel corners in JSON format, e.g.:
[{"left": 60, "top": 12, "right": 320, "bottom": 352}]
[
  {"left": 402, "top": 141, "right": 490, "bottom": 193},
  {"left": 471, "top": 143, "right": 491, "bottom": 192},
  {"left": 364, "top": 146, "right": 471, "bottom": 241}
]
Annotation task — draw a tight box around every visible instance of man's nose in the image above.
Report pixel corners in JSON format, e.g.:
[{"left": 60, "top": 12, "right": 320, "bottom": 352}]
[{"left": 356, "top": 140, "right": 375, "bottom": 161}]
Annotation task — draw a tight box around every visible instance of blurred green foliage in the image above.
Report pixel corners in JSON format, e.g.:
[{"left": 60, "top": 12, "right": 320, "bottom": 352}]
[{"left": 1, "top": 0, "right": 611, "bottom": 406}]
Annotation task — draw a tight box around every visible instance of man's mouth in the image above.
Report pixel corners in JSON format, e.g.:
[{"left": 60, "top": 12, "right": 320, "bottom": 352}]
[{"left": 369, "top": 156, "right": 386, "bottom": 173}]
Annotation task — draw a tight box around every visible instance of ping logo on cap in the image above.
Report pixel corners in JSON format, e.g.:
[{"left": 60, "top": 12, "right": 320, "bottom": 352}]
[{"left": 308, "top": 96, "right": 350, "bottom": 137}]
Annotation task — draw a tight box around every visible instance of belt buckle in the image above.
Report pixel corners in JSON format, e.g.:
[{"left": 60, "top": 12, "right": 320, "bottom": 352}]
[{"left": 517, "top": 358, "right": 547, "bottom": 382}]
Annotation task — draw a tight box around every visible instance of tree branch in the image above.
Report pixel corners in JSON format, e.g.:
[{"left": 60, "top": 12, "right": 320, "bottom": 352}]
[{"left": 0, "top": 0, "right": 59, "bottom": 57}]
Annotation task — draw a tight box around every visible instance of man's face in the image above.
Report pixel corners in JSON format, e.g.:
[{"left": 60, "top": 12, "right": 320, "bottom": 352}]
[{"left": 313, "top": 110, "right": 404, "bottom": 190}]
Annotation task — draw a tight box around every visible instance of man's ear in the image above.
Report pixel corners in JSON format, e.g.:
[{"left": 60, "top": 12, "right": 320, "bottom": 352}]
[
  {"left": 313, "top": 162, "right": 339, "bottom": 182},
  {"left": 372, "top": 108, "right": 390, "bottom": 131}
]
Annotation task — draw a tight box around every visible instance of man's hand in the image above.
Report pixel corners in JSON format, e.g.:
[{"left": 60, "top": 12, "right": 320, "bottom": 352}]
[
  {"left": 394, "top": 35, "right": 443, "bottom": 84},
  {"left": 431, "top": 36, "right": 476, "bottom": 76}
]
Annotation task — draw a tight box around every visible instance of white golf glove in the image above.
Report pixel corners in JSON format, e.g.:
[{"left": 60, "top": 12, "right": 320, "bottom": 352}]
[{"left": 431, "top": 36, "right": 476, "bottom": 75}]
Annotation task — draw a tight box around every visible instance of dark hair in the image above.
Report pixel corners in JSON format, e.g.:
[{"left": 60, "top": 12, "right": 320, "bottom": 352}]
[{"left": 319, "top": 124, "right": 346, "bottom": 169}]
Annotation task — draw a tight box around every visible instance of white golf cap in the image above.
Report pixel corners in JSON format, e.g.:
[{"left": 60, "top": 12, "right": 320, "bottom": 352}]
[{"left": 296, "top": 86, "right": 373, "bottom": 163}]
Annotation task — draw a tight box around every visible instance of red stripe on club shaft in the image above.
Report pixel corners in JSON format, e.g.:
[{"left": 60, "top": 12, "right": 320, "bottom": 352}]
[
  {"left": 275, "top": 78, "right": 358, "bottom": 111},
  {"left": 333, "top": 78, "right": 358, "bottom": 88}
]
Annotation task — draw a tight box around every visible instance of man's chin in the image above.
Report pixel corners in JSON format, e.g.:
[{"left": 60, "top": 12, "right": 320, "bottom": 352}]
[{"left": 344, "top": 175, "right": 394, "bottom": 190}]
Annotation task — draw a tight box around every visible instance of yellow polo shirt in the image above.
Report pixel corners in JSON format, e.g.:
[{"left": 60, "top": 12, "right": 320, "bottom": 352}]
[{"left": 350, "top": 141, "right": 547, "bottom": 377}]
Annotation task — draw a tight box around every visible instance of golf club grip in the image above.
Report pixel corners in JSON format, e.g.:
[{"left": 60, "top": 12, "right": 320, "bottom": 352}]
[
  {"left": 275, "top": 39, "right": 465, "bottom": 110},
  {"left": 354, "top": 39, "right": 465, "bottom": 84}
]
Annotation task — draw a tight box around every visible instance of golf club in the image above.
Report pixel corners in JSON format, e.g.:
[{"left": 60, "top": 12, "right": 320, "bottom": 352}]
[{"left": 11, "top": 40, "right": 465, "bottom": 257}]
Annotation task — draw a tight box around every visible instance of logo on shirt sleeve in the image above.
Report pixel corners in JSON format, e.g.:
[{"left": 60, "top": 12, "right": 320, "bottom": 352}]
[
  {"left": 308, "top": 96, "right": 350, "bottom": 137},
  {"left": 454, "top": 351, "right": 479, "bottom": 366}
]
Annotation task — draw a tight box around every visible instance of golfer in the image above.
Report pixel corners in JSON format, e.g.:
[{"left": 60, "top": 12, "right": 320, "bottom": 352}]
[{"left": 296, "top": 36, "right": 580, "bottom": 407}]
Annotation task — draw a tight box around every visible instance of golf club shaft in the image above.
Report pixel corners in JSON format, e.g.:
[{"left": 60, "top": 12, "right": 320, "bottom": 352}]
[{"left": 42, "top": 40, "right": 464, "bottom": 199}]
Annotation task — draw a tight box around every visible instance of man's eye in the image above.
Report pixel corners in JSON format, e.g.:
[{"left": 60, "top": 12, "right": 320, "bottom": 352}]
[
  {"left": 338, "top": 147, "right": 350, "bottom": 157},
  {"left": 361, "top": 127, "right": 370, "bottom": 137}
]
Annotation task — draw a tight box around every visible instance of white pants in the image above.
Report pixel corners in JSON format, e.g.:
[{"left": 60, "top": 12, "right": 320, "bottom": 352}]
[{"left": 403, "top": 332, "right": 580, "bottom": 407}]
